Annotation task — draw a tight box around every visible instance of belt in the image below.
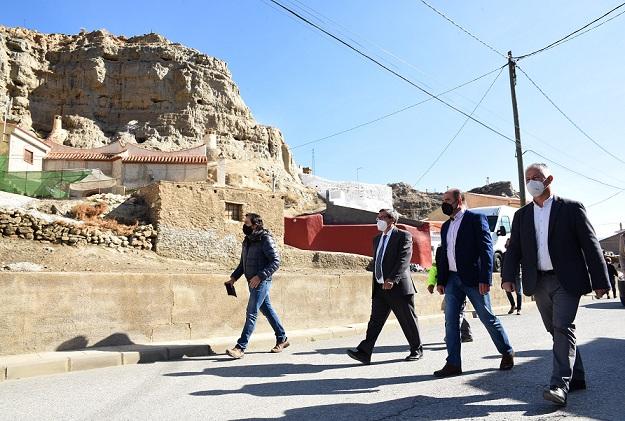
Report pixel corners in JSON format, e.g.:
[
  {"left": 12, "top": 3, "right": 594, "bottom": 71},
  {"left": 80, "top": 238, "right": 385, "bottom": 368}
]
[{"left": 538, "top": 270, "right": 555, "bottom": 276}]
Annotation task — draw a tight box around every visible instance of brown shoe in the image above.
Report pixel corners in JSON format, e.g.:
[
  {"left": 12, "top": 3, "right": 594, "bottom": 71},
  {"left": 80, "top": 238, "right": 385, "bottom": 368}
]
[
  {"left": 226, "top": 346, "right": 244, "bottom": 359},
  {"left": 500, "top": 352, "right": 514, "bottom": 370},
  {"left": 271, "top": 339, "right": 290, "bottom": 353},
  {"left": 433, "top": 362, "right": 462, "bottom": 377}
]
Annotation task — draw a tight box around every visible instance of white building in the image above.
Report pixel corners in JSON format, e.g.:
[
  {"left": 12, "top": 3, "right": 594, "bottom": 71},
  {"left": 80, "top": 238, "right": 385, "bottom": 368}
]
[{"left": 2, "top": 124, "right": 51, "bottom": 172}]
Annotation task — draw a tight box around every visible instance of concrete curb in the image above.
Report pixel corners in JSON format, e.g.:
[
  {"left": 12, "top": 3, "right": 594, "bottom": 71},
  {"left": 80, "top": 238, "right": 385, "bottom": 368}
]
[{"left": 0, "top": 302, "right": 536, "bottom": 383}]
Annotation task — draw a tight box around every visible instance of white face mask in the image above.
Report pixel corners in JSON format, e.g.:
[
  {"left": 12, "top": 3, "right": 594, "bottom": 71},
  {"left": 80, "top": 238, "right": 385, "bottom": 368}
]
[
  {"left": 376, "top": 219, "right": 388, "bottom": 232},
  {"left": 526, "top": 180, "right": 546, "bottom": 198}
]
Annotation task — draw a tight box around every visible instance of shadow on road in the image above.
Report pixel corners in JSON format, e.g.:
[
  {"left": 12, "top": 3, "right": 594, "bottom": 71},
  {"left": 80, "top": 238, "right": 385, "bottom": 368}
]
[
  {"left": 190, "top": 369, "right": 494, "bottom": 397},
  {"left": 164, "top": 362, "right": 357, "bottom": 378},
  {"left": 183, "top": 337, "right": 624, "bottom": 420},
  {"left": 292, "top": 343, "right": 447, "bottom": 356},
  {"left": 582, "top": 301, "right": 624, "bottom": 310}
]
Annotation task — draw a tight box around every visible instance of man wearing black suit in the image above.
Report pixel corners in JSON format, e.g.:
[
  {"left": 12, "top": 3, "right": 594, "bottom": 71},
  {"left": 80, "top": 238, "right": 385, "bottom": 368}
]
[
  {"left": 346, "top": 208, "right": 423, "bottom": 364},
  {"left": 502, "top": 163, "right": 610, "bottom": 406}
]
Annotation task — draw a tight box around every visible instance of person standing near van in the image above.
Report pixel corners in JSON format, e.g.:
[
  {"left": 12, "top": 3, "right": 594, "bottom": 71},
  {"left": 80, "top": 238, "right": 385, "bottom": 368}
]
[
  {"left": 225, "top": 213, "right": 289, "bottom": 359},
  {"left": 503, "top": 238, "right": 522, "bottom": 315}
]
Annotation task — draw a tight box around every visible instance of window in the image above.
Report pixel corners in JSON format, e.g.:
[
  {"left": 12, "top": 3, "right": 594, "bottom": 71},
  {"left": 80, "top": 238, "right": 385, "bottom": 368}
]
[
  {"left": 224, "top": 202, "right": 242, "bottom": 221},
  {"left": 500, "top": 216, "right": 511, "bottom": 232},
  {"left": 23, "top": 149, "right": 34, "bottom": 165}
]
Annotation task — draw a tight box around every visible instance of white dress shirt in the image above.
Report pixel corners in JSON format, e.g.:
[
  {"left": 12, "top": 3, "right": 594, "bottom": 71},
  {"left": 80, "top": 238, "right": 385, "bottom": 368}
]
[
  {"left": 375, "top": 229, "right": 393, "bottom": 283},
  {"left": 533, "top": 195, "right": 554, "bottom": 271},
  {"left": 446, "top": 208, "right": 466, "bottom": 272}
]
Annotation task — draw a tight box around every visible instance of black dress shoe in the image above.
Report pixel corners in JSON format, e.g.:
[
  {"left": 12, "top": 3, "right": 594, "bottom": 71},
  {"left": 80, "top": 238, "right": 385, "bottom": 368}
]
[
  {"left": 433, "top": 362, "right": 462, "bottom": 377},
  {"left": 569, "top": 379, "right": 587, "bottom": 391},
  {"left": 461, "top": 336, "right": 473, "bottom": 343},
  {"left": 405, "top": 350, "right": 423, "bottom": 361},
  {"left": 543, "top": 385, "right": 567, "bottom": 405},
  {"left": 508, "top": 306, "right": 515, "bottom": 314},
  {"left": 500, "top": 352, "right": 514, "bottom": 370},
  {"left": 346, "top": 349, "right": 371, "bottom": 365}
]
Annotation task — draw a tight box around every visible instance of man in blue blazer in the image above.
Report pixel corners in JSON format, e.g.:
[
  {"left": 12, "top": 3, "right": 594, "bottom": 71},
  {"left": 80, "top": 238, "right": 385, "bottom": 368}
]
[{"left": 435, "top": 189, "right": 514, "bottom": 377}]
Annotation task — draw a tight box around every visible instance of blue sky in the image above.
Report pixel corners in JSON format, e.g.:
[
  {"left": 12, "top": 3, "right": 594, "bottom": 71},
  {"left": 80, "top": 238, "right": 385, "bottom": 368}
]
[{"left": 2, "top": 0, "right": 624, "bottom": 238}]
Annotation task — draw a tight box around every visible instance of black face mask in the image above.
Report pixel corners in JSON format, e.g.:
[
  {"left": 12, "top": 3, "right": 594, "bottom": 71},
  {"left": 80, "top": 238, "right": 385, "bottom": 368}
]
[
  {"left": 441, "top": 202, "right": 455, "bottom": 216},
  {"left": 242, "top": 224, "right": 254, "bottom": 235}
]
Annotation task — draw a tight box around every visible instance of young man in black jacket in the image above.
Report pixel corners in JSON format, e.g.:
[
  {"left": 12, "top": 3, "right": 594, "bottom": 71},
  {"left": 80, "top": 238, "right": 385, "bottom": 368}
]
[{"left": 225, "top": 213, "right": 288, "bottom": 359}]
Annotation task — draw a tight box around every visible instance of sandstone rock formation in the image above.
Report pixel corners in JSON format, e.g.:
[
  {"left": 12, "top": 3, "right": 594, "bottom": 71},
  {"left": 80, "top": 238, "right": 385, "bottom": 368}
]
[
  {"left": 0, "top": 26, "right": 319, "bottom": 209},
  {"left": 389, "top": 182, "right": 442, "bottom": 220},
  {"left": 469, "top": 181, "right": 519, "bottom": 198}
]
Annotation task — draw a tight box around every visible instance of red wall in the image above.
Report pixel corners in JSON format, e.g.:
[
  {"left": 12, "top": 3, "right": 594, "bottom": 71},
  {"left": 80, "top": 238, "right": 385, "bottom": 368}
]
[{"left": 284, "top": 214, "right": 432, "bottom": 266}]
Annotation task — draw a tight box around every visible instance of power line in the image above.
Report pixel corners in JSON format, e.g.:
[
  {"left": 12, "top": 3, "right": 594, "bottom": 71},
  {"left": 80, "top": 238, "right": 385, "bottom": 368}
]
[
  {"left": 514, "top": 2, "right": 625, "bottom": 60},
  {"left": 588, "top": 190, "right": 625, "bottom": 208},
  {"left": 266, "top": 0, "right": 625, "bottom": 193},
  {"left": 291, "top": 65, "right": 505, "bottom": 149},
  {"left": 516, "top": 64, "right": 625, "bottom": 166},
  {"left": 524, "top": 149, "right": 624, "bottom": 190},
  {"left": 417, "top": 0, "right": 507, "bottom": 58},
  {"left": 416, "top": 67, "right": 505, "bottom": 185},
  {"left": 266, "top": 0, "right": 518, "bottom": 145}
]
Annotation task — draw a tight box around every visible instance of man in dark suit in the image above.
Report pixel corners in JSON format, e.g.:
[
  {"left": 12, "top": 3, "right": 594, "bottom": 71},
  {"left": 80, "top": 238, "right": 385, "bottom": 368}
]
[
  {"left": 502, "top": 163, "right": 609, "bottom": 406},
  {"left": 346, "top": 208, "right": 423, "bottom": 364},
  {"left": 435, "top": 189, "right": 514, "bottom": 377}
]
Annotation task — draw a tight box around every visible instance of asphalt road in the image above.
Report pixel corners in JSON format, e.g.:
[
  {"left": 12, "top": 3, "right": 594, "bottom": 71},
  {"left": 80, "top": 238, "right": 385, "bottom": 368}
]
[{"left": 1, "top": 297, "right": 623, "bottom": 421}]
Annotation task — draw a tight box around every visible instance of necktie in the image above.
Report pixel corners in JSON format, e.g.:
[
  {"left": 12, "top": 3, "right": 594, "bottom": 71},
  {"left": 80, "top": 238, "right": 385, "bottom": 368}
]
[{"left": 375, "top": 235, "right": 388, "bottom": 281}]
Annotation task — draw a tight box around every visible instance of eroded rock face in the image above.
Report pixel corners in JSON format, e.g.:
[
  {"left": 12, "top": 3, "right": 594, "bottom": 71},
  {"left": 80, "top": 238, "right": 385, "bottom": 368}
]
[
  {"left": 389, "top": 182, "right": 442, "bottom": 220},
  {"left": 0, "top": 26, "right": 318, "bottom": 207}
]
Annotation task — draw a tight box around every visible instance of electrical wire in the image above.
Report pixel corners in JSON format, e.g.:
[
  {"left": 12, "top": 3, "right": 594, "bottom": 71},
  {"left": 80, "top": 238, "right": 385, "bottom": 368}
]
[
  {"left": 417, "top": 0, "right": 507, "bottom": 58},
  {"left": 265, "top": 0, "right": 625, "bottom": 192},
  {"left": 415, "top": 67, "right": 504, "bottom": 185},
  {"left": 516, "top": 64, "right": 625, "bottom": 166},
  {"left": 514, "top": 2, "right": 625, "bottom": 60},
  {"left": 266, "top": 0, "right": 518, "bottom": 145},
  {"left": 291, "top": 64, "right": 505, "bottom": 149},
  {"left": 588, "top": 189, "right": 625, "bottom": 208},
  {"left": 524, "top": 149, "right": 624, "bottom": 190}
]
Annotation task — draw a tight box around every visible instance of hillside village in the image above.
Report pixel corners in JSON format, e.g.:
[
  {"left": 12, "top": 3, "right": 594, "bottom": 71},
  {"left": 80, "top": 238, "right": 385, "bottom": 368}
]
[{"left": 1, "top": 26, "right": 536, "bottom": 274}]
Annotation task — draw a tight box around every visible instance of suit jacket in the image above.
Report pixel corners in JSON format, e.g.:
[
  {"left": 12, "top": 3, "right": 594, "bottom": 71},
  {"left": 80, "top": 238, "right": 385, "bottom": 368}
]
[
  {"left": 502, "top": 196, "right": 609, "bottom": 297},
  {"left": 366, "top": 227, "right": 416, "bottom": 297},
  {"left": 437, "top": 210, "right": 493, "bottom": 287}
]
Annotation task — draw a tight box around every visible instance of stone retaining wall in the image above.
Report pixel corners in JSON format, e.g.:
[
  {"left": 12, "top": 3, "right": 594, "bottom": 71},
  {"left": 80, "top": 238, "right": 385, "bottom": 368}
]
[
  {"left": 0, "top": 208, "right": 155, "bottom": 250},
  {"left": 0, "top": 271, "right": 520, "bottom": 356}
]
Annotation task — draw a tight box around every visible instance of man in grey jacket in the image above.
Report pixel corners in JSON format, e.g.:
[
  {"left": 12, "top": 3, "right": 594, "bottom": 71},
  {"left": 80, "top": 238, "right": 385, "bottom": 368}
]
[{"left": 225, "top": 213, "right": 288, "bottom": 359}]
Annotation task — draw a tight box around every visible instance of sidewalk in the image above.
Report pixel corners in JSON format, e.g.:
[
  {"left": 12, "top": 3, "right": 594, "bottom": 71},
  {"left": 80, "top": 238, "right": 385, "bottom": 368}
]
[{"left": 0, "top": 301, "right": 536, "bottom": 382}]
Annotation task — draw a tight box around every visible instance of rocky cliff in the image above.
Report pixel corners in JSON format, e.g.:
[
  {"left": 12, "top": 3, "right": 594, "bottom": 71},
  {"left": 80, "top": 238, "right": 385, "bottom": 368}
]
[
  {"left": 469, "top": 181, "right": 519, "bottom": 198},
  {"left": 0, "top": 26, "right": 317, "bottom": 207},
  {"left": 389, "top": 182, "right": 442, "bottom": 220}
]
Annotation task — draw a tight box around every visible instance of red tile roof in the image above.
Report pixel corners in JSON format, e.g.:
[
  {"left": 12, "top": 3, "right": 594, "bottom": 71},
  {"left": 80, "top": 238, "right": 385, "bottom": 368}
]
[
  {"left": 121, "top": 155, "right": 207, "bottom": 164},
  {"left": 46, "top": 153, "right": 119, "bottom": 161}
]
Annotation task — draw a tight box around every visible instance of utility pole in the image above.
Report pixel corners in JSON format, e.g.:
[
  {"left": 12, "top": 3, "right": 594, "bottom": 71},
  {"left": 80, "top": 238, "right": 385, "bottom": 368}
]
[
  {"left": 508, "top": 51, "right": 526, "bottom": 206},
  {"left": 312, "top": 148, "right": 315, "bottom": 175},
  {"left": 356, "top": 166, "right": 363, "bottom": 182}
]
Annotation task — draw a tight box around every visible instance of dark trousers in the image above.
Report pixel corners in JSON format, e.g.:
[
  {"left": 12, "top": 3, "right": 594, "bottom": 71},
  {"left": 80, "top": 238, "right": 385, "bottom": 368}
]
[
  {"left": 506, "top": 291, "right": 523, "bottom": 310},
  {"left": 534, "top": 273, "right": 584, "bottom": 390},
  {"left": 358, "top": 284, "right": 423, "bottom": 355}
]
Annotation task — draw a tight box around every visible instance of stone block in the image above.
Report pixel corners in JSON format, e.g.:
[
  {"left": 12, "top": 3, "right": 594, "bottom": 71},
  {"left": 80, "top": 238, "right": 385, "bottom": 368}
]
[
  {"left": 116, "top": 345, "right": 168, "bottom": 364},
  {"left": 68, "top": 351, "right": 122, "bottom": 372},
  {"left": 3, "top": 353, "right": 69, "bottom": 380},
  {"left": 166, "top": 344, "right": 212, "bottom": 359}
]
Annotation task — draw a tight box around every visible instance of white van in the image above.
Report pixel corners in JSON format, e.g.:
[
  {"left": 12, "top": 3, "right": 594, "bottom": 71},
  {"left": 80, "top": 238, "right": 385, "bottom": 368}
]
[{"left": 470, "top": 205, "right": 518, "bottom": 272}]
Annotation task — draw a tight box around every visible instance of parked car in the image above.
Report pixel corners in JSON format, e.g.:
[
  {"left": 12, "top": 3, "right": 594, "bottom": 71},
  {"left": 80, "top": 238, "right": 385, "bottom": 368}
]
[{"left": 470, "top": 205, "right": 518, "bottom": 272}]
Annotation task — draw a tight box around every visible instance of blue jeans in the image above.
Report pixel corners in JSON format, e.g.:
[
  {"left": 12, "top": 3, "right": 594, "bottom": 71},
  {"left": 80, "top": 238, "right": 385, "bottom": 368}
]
[
  {"left": 236, "top": 280, "right": 286, "bottom": 350},
  {"left": 444, "top": 272, "right": 513, "bottom": 366}
]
